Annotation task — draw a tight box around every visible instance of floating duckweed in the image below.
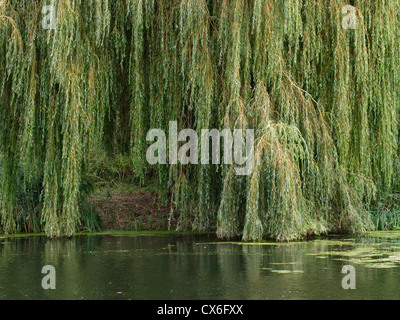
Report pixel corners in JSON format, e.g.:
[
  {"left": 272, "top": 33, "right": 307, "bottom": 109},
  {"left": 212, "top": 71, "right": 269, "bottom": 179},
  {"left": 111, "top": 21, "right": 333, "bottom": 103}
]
[
  {"left": 309, "top": 240, "right": 356, "bottom": 246},
  {"left": 310, "top": 239, "right": 400, "bottom": 269},
  {"left": 366, "top": 232, "right": 400, "bottom": 240},
  {"left": 270, "top": 270, "right": 304, "bottom": 274},
  {"left": 364, "top": 264, "right": 398, "bottom": 269},
  {"left": 196, "top": 242, "right": 305, "bottom": 246},
  {"left": 269, "top": 262, "right": 299, "bottom": 265}
]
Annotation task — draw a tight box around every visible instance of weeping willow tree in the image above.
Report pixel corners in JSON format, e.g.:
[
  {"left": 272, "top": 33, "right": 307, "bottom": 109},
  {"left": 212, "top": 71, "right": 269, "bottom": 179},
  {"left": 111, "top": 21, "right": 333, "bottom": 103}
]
[{"left": 0, "top": 0, "right": 399, "bottom": 241}]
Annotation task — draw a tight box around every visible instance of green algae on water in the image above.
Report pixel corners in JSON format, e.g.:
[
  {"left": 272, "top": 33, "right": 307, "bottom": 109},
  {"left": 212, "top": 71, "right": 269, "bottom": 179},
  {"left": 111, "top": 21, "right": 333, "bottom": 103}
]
[
  {"left": 366, "top": 231, "right": 400, "bottom": 240},
  {"left": 196, "top": 241, "right": 306, "bottom": 246},
  {"left": 308, "top": 239, "right": 400, "bottom": 269},
  {"left": 270, "top": 270, "right": 304, "bottom": 274}
]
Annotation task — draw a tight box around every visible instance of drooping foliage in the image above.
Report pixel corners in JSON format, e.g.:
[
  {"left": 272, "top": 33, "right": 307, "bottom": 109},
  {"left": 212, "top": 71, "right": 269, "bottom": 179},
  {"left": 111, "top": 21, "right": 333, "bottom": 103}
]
[{"left": 0, "top": 0, "right": 399, "bottom": 240}]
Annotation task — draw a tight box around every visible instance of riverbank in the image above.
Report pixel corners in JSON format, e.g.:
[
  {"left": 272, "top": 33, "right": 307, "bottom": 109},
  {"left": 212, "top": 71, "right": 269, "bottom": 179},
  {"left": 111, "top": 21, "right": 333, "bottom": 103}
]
[
  {"left": 1, "top": 183, "right": 399, "bottom": 240},
  {"left": 2, "top": 229, "right": 400, "bottom": 242},
  {"left": 0, "top": 230, "right": 214, "bottom": 239},
  {"left": 89, "top": 183, "right": 172, "bottom": 232}
]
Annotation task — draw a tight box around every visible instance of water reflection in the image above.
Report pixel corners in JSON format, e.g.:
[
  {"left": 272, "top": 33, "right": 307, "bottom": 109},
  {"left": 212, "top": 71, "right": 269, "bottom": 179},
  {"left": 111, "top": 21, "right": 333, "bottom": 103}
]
[{"left": 1, "top": 234, "right": 400, "bottom": 299}]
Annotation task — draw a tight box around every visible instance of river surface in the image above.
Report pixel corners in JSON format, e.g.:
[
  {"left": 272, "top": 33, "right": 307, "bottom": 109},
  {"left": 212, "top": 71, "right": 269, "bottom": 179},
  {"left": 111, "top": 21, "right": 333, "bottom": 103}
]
[{"left": 1, "top": 232, "right": 400, "bottom": 300}]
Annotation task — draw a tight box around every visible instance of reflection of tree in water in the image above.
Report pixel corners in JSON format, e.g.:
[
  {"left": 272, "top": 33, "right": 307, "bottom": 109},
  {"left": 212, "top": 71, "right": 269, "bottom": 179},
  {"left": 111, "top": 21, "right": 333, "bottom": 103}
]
[{"left": 2, "top": 235, "right": 400, "bottom": 299}]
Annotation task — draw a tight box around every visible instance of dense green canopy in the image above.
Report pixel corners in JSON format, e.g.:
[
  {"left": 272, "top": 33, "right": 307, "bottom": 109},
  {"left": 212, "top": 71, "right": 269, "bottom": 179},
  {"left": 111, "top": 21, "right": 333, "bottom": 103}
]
[{"left": 0, "top": 0, "right": 399, "bottom": 241}]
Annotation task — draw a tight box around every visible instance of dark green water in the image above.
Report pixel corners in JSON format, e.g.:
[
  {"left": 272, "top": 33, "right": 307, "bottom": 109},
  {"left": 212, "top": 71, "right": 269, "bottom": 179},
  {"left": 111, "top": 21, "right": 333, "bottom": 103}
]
[{"left": 1, "top": 233, "right": 400, "bottom": 300}]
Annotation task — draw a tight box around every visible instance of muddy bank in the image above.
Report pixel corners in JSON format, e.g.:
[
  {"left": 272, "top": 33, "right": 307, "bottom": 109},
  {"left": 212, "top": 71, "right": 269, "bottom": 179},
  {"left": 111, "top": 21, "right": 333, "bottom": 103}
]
[{"left": 89, "top": 190, "right": 172, "bottom": 232}]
